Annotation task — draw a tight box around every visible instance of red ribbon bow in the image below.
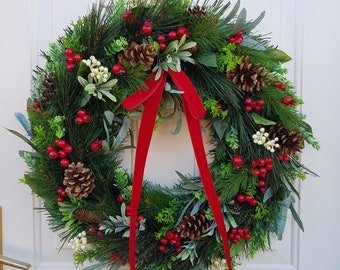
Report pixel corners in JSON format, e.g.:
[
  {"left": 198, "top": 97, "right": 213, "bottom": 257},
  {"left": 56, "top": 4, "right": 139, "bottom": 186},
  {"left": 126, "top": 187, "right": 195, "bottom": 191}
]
[{"left": 122, "top": 69, "right": 232, "bottom": 270}]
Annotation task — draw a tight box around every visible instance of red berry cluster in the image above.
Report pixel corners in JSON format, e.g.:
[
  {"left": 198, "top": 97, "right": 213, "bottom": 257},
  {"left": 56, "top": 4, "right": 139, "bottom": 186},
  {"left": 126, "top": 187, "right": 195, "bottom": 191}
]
[
  {"left": 142, "top": 20, "right": 153, "bottom": 35},
  {"left": 279, "top": 153, "right": 289, "bottom": 162},
  {"left": 157, "top": 26, "right": 190, "bottom": 52},
  {"left": 158, "top": 230, "right": 183, "bottom": 254},
  {"left": 228, "top": 227, "right": 251, "bottom": 244},
  {"left": 232, "top": 155, "right": 243, "bottom": 169},
  {"left": 88, "top": 223, "right": 105, "bottom": 238},
  {"left": 56, "top": 187, "right": 67, "bottom": 202},
  {"left": 28, "top": 100, "right": 42, "bottom": 113},
  {"left": 112, "top": 63, "right": 125, "bottom": 75},
  {"left": 122, "top": 10, "right": 134, "bottom": 24},
  {"left": 123, "top": 204, "right": 145, "bottom": 228},
  {"left": 109, "top": 251, "right": 126, "bottom": 266},
  {"left": 46, "top": 139, "right": 73, "bottom": 167},
  {"left": 273, "top": 81, "right": 286, "bottom": 91},
  {"left": 251, "top": 157, "right": 273, "bottom": 194},
  {"left": 244, "top": 97, "right": 265, "bottom": 112},
  {"left": 74, "top": 108, "right": 92, "bottom": 125},
  {"left": 228, "top": 31, "right": 243, "bottom": 45},
  {"left": 65, "top": 48, "right": 82, "bottom": 72},
  {"left": 90, "top": 139, "right": 102, "bottom": 152},
  {"left": 282, "top": 96, "right": 295, "bottom": 106},
  {"left": 117, "top": 194, "right": 124, "bottom": 202},
  {"left": 236, "top": 193, "right": 258, "bottom": 207}
]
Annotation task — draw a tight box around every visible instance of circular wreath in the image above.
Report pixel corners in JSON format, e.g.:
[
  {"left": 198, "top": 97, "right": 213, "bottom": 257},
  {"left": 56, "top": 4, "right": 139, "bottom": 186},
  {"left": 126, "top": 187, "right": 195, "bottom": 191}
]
[{"left": 12, "top": 0, "right": 319, "bottom": 269}]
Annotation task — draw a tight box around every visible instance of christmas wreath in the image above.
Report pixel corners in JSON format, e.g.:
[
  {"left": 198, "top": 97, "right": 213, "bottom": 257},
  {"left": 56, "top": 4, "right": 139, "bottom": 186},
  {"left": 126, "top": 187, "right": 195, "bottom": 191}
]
[{"left": 11, "top": 0, "right": 319, "bottom": 269}]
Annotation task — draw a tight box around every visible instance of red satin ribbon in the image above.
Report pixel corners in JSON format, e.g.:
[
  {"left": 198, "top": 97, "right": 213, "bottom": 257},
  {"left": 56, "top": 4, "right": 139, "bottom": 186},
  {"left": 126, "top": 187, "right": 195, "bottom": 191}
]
[{"left": 122, "top": 69, "right": 232, "bottom": 270}]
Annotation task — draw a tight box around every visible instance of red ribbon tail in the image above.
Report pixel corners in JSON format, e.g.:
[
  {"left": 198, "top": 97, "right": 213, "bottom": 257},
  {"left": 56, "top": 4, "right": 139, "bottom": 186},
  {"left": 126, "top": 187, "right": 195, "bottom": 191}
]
[
  {"left": 182, "top": 98, "right": 233, "bottom": 270},
  {"left": 128, "top": 73, "right": 166, "bottom": 270}
]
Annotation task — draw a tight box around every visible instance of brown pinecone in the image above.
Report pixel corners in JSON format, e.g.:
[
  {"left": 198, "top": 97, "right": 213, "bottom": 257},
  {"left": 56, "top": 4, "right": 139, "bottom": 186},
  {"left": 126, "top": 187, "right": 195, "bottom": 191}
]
[
  {"left": 226, "top": 57, "right": 267, "bottom": 92},
  {"left": 118, "top": 42, "right": 156, "bottom": 71},
  {"left": 269, "top": 124, "right": 304, "bottom": 156},
  {"left": 63, "top": 162, "right": 95, "bottom": 200},
  {"left": 73, "top": 207, "right": 104, "bottom": 223},
  {"left": 187, "top": 5, "right": 207, "bottom": 17},
  {"left": 176, "top": 209, "right": 212, "bottom": 240},
  {"left": 40, "top": 73, "right": 56, "bottom": 106}
]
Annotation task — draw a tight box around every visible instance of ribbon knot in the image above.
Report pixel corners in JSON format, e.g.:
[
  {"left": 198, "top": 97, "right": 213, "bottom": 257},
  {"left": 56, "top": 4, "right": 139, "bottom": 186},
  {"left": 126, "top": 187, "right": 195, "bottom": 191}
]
[{"left": 122, "top": 69, "right": 232, "bottom": 270}]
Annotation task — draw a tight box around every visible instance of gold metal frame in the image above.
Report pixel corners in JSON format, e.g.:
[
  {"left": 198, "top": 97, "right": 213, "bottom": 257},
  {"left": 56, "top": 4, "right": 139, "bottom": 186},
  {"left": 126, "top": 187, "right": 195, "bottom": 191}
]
[{"left": 0, "top": 206, "right": 31, "bottom": 269}]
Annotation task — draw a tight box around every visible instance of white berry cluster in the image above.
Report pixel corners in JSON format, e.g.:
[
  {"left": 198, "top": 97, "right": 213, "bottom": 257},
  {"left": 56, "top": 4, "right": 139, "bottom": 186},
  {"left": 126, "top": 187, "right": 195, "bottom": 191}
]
[
  {"left": 83, "top": 56, "right": 109, "bottom": 83},
  {"left": 252, "top": 127, "right": 279, "bottom": 153},
  {"left": 68, "top": 231, "right": 88, "bottom": 252},
  {"left": 208, "top": 258, "right": 227, "bottom": 270}
]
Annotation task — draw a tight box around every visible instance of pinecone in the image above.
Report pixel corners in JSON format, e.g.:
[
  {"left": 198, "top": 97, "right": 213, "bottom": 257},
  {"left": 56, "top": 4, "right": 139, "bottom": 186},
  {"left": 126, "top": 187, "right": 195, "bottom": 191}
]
[
  {"left": 63, "top": 162, "right": 95, "bottom": 200},
  {"left": 176, "top": 209, "right": 211, "bottom": 240},
  {"left": 40, "top": 73, "right": 56, "bottom": 107},
  {"left": 187, "top": 5, "right": 207, "bottom": 17},
  {"left": 73, "top": 207, "right": 104, "bottom": 223},
  {"left": 226, "top": 57, "right": 267, "bottom": 92},
  {"left": 269, "top": 124, "right": 304, "bottom": 156},
  {"left": 118, "top": 42, "right": 156, "bottom": 71}
]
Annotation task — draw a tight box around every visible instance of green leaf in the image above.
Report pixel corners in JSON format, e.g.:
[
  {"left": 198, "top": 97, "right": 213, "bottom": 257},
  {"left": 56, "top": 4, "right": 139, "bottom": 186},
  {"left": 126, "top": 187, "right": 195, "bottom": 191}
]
[
  {"left": 290, "top": 203, "right": 304, "bottom": 231},
  {"left": 6, "top": 128, "right": 38, "bottom": 151},
  {"left": 261, "top": 49, "right": 292, "bottom": 63},
  {"left": 197, "top": 53, "right": 217, "bottom": 67},
  {"left": 251, "top": 113, "right": 276, "bottom": 126},
  {"left": 99, "top": 90, "right": 117, "bottom": 102},
  {"left": 79, "top": 91, "right": 91, "bottom": 107},
  {"left": 104, "top": 110, "right": 115, "bottom": 125},
  {"left": 77, "top": 76, "right": 88, "bottom": 88},
  {"left": 212, "top": 119, "right": 229, "bottom": 140}
]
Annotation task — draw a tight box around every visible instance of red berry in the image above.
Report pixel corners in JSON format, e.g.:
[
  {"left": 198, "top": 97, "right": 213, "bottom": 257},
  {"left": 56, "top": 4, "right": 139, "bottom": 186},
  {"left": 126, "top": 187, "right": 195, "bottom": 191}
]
[
  {"left": 54, "top": 139, "right": 62, "bottom": 147},
  {"left": 254, "top": 105, "right": 262, "bottom": 111},
  {"left": 250, "top": 101, "right": 256, "bottom": 108},
  {"left": 282, "top": 96, "right": 294, "bottom": 105},
  {"left": 228, "top": 233, "right": 235, "bottom": 239},
  {"left": 33, "top": 100, "right": 40, "bottom": 108},
  {"left": 232, "top": 155, "right": 243, "bottom": 168},
  {"left": 58, "top": 150, "right": 67, "bottom": 159},
  {"left": 236, "top": 194, "right": 245, "bottom": 203},
  {"left": 266, "top": 163, "right": 273, "bottom": 171},
  {"left": 280, "top": 84, "right": 286, "bottom": 91},
  {"left": 244, "top": 98, "right": 252, "bottom": 105},
  {"left": 273, "top": 81, "right": 281, "bottom": 88},
  {"left": 97, "top": 230, "right": 104, "bottom": 238},
  {"left": 265, "top": 157, "right": 273, "bottom": 164},
  {"left": 228, "top": 37, "right": 236, "bottom": 43},
  {"left": 168, "top": 30, "right": 177, "bottom": 40},
  {"left": 159, "top": 237, "right": 168, "bottom": 246},
  {"left": 166, "top": 230, "right": 174, "bottom": 239},
  {"left": 65, "top": 48, "right": 74, "bottom": 57},
  {"left": 88, "top": 226, "right": 97, "bottom": 235},
  {"left": 231, "top": 228, "right": 237, "bottom": 234},
  {"left": 245, "top": 194, "right": 253, "bottom": 203},
  {"left": 245, "top": 233, "right": 251, "bottom": 240},
  {"left": 249, "top": 199, "right": 258, "bottom": 207},
  {"left": 48, "top": 150, "right": 58, "bottom": 159},
  {"left": 74, "top": 117, "right": 84, "bottom": 125},
  {"left": 260, "top": 167, "right": 267, "bottom": 177},
  {"left": 56, "top": 197, "right": 63, "bottom": 203},
  {"left": 173, "top": 232, "right": 181, "bottom": 241},
  {"left": 64, "top": 145, "right": 73, "bottom": 153},
  {"left": 234, "top": 234, "right": 241, "bottom": 241},
  {"left": 177, "top": 26, "right": 190, "bottom": 38},
  {"left": 236, "top": 31, "right": 243, "bottom": 38},
  {"left": 237, "top": 228, "right": 244, "bottom": 235},
  {"left": 231, "top": 238, "right": 238, "bottom": 244},
  {"left": 245, "top": 105, "right": 252, "bottom": 112},
  {"left": 258, "top": 179, "right": 266, "bottom": 188},
  {"left": 176, "top": 247, "right": 183, "bottom": 253},
  {"left": 137, "top": 215, "right": 144, "bottom": 221},
  {"left": 117, "top": 194, "right": 124, "bottom": 202},
  {"left": 158, "top": 245, "right": 166, "bottom": 252},
  {"left": 157, "top": 35, "right": 166, "bottom": 43},
  {"left": 57, "top": 187, "right": 64, "bottom": 195},
  {"left": 243, "top": 228, "right": 249, "bottom": 234},
  {"left": 257, "top": 99, "right": 265, "bottom": 107},
  {"left": 90, "top": 139, "right": 102, "bottom": 151},
  {"left": 77, "top": 108, "right": 87, "bottom": 117},
  {"left": 250, "top": 160, "right": 258, "bottom": 168},
  {"left": 112, "top": 63, "right": 125, "bottom": 75},
  {"left": 125, "top": 205, "right": 132, "bottom": 212},
  {"left": 46, "top": 145, "right": 55, "bottom": 153},
  {"left": 142, "top": 21, "right": 153, "bottom": 35},
  {"left": 66, "top": 57, "right": 74, "bottom": 65},
  {"left": 169, "top": 239, "right": 177, "bottom": 246},
  {"left": 159, "top": 43, "right": 167, "bottom": 51},
  {"left": 67, "top": 64, "right": 75, "bottom": 72},
  {"left": 253, "top": 169, "right": 260, "bottom": 177},
  {"left": 234, "top": 38, "right": 243, "bottom": 45},
  {"left": 60, "top": 158, "right": 70, "bottom": 167},
  {"left": 58, "top": 140, "right": 67, "bottom": 149},
  {"left": 258, "top": 158, "right": 266, "bottom": 167},
  {"left": 60, "top": 190, "right": 67, "bottom": 197},
  {"left": 73, "top": 54, "right": 82, "bottom": 62},
  {"left": 83, "top": 115, "right": 92, "bottom": 123}
]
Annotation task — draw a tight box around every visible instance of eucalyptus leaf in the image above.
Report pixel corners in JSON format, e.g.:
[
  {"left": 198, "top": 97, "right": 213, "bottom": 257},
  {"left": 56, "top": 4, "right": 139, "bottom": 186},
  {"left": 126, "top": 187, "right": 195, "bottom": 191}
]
[
  {"left": 212, "top": 119, "right": 229, "bottom": 140},
  {"left": 104, "top": 110, "right": 115, "bottom": 125},
  {"left": 290, "top": 203, "right": 304, "bottom": 231},
  {"left": 224, "top": 0, "right": 240, "bottom": 22},
  {"left": 99, "top": 90, "right": 117, "bottom": 102},
  {"left": 251, "top": 113, "right": 276, "bottom": 126},
  {"left": 14, "top": 112, "right": 32, "bottom": 138},
  {"left": 197, "top": 53, "right": 217, "bottom": 67},
  {"left": 263, "top": 187, "right": 274, "bottom": 202},
  {"left": 275, "top": 205, "right": 288, "bottom": 240}
]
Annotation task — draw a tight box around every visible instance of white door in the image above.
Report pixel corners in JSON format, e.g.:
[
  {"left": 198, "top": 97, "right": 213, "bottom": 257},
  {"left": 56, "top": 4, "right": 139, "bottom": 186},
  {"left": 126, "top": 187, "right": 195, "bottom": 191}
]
[{"left": 1, "top": 0, "right": 339, "bottom": 269}]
